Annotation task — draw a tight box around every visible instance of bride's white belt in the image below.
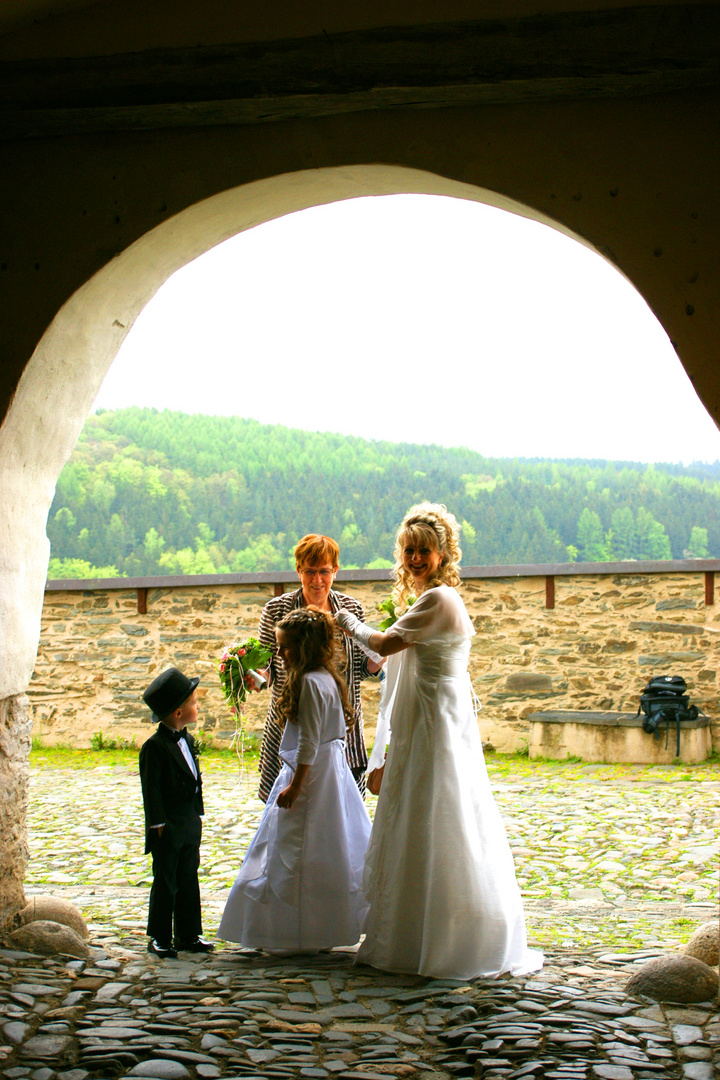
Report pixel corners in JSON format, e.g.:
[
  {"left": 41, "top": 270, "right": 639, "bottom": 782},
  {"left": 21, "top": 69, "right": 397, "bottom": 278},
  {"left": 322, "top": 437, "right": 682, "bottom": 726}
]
[{"left": 415, "top": 655, "right": 467, "bottom": 681}]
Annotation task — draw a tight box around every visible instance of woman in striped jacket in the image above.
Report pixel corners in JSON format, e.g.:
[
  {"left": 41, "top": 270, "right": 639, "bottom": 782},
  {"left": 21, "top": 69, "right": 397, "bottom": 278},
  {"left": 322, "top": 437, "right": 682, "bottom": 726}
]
[{"left": 254, "top": 534, "right": 382, "bottom": 802}]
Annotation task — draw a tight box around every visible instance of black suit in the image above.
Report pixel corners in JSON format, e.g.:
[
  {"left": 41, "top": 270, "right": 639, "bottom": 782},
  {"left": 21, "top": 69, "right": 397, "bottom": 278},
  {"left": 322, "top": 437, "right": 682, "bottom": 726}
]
[{"left": 139, "top": 723, "right": 205, "bottom": 947}]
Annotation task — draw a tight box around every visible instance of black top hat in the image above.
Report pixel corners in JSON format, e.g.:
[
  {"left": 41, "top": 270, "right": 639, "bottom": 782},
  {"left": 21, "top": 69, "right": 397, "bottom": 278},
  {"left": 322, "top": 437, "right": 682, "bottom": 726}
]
[{"left": 143, "top": 667, "right": 200, "bottom": 722}]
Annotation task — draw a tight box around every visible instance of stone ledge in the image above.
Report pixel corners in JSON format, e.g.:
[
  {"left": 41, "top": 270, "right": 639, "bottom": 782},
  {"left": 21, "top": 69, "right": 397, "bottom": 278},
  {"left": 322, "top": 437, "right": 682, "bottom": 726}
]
[
  {"left": 529, "top": 710, "right": 713, "bottom": 764},
  {"left": 529, "top": 710, "right": 711, "bottom": 728}
]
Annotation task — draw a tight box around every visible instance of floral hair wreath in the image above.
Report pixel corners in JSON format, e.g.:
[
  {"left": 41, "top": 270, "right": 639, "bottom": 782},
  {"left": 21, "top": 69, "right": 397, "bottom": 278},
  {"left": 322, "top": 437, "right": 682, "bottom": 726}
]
[{"left": 278, "top": 607, "right": 332, "bottom": 632}]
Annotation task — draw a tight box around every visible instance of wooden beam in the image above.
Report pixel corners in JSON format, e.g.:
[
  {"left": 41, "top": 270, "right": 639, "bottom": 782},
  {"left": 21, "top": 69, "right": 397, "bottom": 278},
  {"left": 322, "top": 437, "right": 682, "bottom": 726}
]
[
  {"left": 545, "top": 575, "right": 555, "bottom": 610},
  {"left": 137, "top": 587, "right": 148, "bottom": 614},
  {"left": 2, "top": 8, "right": 719, "bottom": 140},
  {"left": 705, "top": 570, "right": 714, "bottom": 606}
]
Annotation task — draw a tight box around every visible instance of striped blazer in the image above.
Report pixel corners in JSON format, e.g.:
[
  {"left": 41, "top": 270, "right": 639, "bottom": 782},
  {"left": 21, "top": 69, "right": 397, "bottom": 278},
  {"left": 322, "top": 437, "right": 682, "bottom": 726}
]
[{"left": 256, "top": 588, "right": 372, "bottom": 802}]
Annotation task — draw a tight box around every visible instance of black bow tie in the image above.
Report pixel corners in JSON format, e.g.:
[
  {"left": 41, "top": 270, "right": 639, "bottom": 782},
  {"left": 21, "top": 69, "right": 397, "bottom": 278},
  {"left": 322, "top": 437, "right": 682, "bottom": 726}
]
[{"left": 168, "top": 727, "right": 187, "bottom": 743}]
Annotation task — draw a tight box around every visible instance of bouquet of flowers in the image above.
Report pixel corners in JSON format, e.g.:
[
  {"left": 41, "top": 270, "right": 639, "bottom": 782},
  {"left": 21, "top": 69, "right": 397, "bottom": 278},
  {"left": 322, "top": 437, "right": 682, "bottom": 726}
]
[
  {"left": 218, "top": 637, "right": 272, "bottom": 715},
  {"left": 377, "top": 594, "right": 415, "bottom": 630}
]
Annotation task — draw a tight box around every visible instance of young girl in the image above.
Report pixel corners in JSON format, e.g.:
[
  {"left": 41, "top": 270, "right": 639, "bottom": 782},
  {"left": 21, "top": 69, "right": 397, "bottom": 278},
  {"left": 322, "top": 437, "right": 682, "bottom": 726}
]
[{"left": 218, "top": 607, "right": 372, "bottom": 953}]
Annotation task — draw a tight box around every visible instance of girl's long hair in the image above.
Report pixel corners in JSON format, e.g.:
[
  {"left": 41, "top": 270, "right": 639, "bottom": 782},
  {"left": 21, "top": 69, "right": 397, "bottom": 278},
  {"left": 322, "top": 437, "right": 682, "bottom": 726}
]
[
  {"left": 275, "top": 606, "right": 354, "bottom": 729},
  {"left": 392, "top": 502, "right": 462, "bottom": 610}
]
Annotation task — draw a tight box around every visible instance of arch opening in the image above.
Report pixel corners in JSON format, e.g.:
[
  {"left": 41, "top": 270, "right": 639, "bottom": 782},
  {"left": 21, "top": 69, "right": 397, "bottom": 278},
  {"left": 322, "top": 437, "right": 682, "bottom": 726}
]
[{"left": 1, "top": 163, "right": 617, "bottom": 699}]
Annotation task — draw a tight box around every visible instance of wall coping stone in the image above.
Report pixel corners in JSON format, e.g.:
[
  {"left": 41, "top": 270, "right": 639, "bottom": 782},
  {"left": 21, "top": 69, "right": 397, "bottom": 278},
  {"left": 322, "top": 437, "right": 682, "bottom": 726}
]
[{"left": 44, "top": 558, "right": 720, "bottom": 592}]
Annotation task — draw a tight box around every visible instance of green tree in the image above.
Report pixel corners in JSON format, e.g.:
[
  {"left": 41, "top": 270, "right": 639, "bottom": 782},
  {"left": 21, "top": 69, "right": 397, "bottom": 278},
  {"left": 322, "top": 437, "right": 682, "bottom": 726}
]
[
  {"left": 635, "top": 507, "right": 672, "bottom": 560},
  {"left": 45, "top": 406, "right": 720, "bottom": 576},
  {"left": 686, "top": 525, "right": 709, "bottom": 558},
  {"left": 610, "top": 506, "right": 636, "bottom": 561},
  {"left": 577, "top": 508, "right": 609, "bottom": 562},
  {"left": 48, "top": 557, "right": 121, "bottom": 579},
  {"left": 48, "top": 507, "right": 77, "bottom": 549}
]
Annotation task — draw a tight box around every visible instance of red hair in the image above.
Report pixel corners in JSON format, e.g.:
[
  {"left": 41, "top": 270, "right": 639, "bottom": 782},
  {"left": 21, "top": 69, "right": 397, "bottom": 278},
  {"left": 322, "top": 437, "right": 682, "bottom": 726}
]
[{"left": 294, "top": 534, "right": 340, "bottom": 569}]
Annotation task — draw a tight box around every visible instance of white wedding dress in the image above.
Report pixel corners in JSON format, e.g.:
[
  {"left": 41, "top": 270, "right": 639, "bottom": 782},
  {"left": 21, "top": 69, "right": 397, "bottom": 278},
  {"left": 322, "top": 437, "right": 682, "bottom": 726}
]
[
  {"left": 358, "top": 585, "right": 543, "bottom": 980},
  {"left": 218, "top": 670, "right": 371, "bottom": 951}
]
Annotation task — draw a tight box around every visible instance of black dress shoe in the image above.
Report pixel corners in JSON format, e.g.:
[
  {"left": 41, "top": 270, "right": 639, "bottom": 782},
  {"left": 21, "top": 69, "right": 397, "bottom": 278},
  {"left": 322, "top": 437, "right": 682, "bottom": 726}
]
[
  {"left": 175, "top": 937, "right": 215, "bottom": 953},
  {"left": 148, "top": 939, "right": 178, "bottom": 959}
]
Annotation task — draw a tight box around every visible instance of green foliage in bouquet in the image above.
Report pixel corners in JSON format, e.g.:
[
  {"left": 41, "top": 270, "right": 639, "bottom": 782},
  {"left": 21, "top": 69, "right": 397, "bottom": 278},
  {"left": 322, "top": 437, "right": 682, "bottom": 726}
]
[
  {"left": 377, "top": 595, "right": 415, "bottom": 630},
  {"left": 218, "top": 637, "right": 272, "bottom": 714}
]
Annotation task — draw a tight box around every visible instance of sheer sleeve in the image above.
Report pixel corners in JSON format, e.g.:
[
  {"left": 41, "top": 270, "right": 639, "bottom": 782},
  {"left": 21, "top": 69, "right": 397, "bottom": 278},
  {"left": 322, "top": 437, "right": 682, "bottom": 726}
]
[
  {"left": 258, "top": 598, "right": 280, "bottom": 687},
  {"left": 387, "top": 586, "right": 474, "bottom": 643},
  {"left": 295, "top": 676, "right": 323, "bottom": 765}
]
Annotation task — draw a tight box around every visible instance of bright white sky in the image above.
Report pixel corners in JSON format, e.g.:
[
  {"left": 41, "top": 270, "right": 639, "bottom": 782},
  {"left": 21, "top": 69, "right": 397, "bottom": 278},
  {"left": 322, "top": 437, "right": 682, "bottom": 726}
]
[{"left": 93, "top": 194, "right": 720, "bottom": 465}]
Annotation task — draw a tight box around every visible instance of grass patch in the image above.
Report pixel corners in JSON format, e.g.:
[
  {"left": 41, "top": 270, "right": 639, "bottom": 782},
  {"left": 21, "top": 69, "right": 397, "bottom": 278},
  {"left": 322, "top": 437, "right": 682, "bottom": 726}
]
[
  {"left": 484, "top": 750, "right": 720, "bottom": 784},
  {"left": 90, "top": 731, "right": 136, "bottom": 751},
  {"left": 30, "top": 737, "right": 261, "bottom": 770},
  {"left": 28, "top": 742, "right": 718, "bottom": 781},
  {"left": 30, "top": 745, "right": 139, "bottom": 768},
  {"left": 670, "top": 916, "right": 701, "bottom": 944},
  {"left": 529, "top": 917, "right": 649, "bottom": 953}
]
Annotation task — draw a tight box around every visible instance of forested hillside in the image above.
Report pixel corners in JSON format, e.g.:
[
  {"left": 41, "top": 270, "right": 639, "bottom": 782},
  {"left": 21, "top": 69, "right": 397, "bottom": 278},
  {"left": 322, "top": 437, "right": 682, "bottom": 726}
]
[{"left": 46, "top": 408, "right": 720, "bottom": 578}]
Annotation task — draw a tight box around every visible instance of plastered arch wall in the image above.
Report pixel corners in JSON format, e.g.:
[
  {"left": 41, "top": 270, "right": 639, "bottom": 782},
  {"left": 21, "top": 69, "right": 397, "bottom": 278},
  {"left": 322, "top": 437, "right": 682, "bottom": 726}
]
[
  {"left": 2, "top": 0, "right": 719, "bottom": 932},
  {"left": 0, "top": 163, "right": 603, "bottom": 701}
]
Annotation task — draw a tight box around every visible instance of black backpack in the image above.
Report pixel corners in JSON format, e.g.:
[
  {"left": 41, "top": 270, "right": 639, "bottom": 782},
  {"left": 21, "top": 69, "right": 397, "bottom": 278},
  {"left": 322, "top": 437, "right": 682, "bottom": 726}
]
[{"left": 636, "top": 675, "right": 699, "bottom": 755}]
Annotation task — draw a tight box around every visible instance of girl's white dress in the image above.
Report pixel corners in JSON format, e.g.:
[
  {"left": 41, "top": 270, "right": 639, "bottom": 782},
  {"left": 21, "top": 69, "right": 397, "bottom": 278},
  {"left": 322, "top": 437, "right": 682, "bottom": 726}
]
[
  {"left": 218, "top": 669, "right": 371, "bottom": 951},
  {"left": 358, "top": 585, "right": 543, "bottom": 981}
]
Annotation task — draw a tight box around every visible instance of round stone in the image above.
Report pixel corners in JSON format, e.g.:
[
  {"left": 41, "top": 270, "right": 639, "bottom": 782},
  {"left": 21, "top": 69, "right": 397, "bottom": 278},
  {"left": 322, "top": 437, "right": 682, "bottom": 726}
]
[
  {"left": 19, "top": 896, "right": 89, "bottom": 939},
  {"left": 625, "top": 954, "right": 718, "bottom": 1003},
  {"left": 10, "top": 921, "right": 90, "bottom": 959},
  {"left": 681, "top": 921, "right": 719, "bottom": 967}
]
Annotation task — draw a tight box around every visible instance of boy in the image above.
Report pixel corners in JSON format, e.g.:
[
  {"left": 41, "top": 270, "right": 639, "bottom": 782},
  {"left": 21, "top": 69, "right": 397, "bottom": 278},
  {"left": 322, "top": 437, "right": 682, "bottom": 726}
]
[{"left": 140, "top": 667, "right": 213, "bottom": 958}]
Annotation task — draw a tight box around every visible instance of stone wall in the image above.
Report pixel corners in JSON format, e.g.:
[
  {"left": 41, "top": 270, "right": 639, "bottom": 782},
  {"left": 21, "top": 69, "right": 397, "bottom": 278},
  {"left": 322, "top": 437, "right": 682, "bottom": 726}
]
[{"left": 29, "top": 568, "right": 720, "bottom": 755}]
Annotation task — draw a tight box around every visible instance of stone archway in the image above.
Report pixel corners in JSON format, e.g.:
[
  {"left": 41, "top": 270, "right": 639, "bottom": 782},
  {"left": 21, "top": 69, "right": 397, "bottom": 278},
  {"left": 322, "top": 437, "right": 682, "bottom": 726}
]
[
  {"left": 1, "top": 164, "right": 603, "bottom": 701},
  {"left": 0, "top": 163, "right": 636, "bottom": 924}
]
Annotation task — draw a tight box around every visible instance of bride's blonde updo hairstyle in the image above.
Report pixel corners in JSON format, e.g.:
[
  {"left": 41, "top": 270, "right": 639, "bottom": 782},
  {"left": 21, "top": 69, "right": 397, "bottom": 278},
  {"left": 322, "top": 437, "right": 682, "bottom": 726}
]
[
  {"left": 275, "top": 606, "right": 353, "bottom": 730},
  {"left": 392, "top": 502, "right": 462, "bottom": 609}
]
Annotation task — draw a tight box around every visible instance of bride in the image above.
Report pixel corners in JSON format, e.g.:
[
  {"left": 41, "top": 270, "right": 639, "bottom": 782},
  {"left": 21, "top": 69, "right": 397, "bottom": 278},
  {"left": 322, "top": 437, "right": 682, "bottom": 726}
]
[{"left": 337, "top": 502, "right": 542, "bottom": 981}]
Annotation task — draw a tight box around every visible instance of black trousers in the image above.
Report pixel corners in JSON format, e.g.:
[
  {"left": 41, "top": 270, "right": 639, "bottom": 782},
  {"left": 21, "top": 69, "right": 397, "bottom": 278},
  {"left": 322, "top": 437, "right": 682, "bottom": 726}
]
[{"left": 146, "top": 833, "right": 202, "bottom": 947}]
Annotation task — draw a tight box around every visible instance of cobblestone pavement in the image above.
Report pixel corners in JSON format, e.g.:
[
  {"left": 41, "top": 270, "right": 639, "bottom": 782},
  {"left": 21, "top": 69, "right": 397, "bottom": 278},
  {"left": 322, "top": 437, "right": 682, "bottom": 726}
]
[{"left": 1, "top": 754, "right": 717, "bottom": 1079}]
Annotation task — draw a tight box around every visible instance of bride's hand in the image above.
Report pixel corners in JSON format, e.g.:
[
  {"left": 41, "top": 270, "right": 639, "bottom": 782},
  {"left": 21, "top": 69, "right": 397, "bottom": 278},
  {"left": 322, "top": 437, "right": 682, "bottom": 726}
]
[
  {"left": 367, "top": 766, "right": 384, "bottom": 796},
  {"left": 244, "top": 666, "right": 269, "bottom": 693},
  {"left": 335, "top": 610, "right": 360, "bottom": 637}
]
